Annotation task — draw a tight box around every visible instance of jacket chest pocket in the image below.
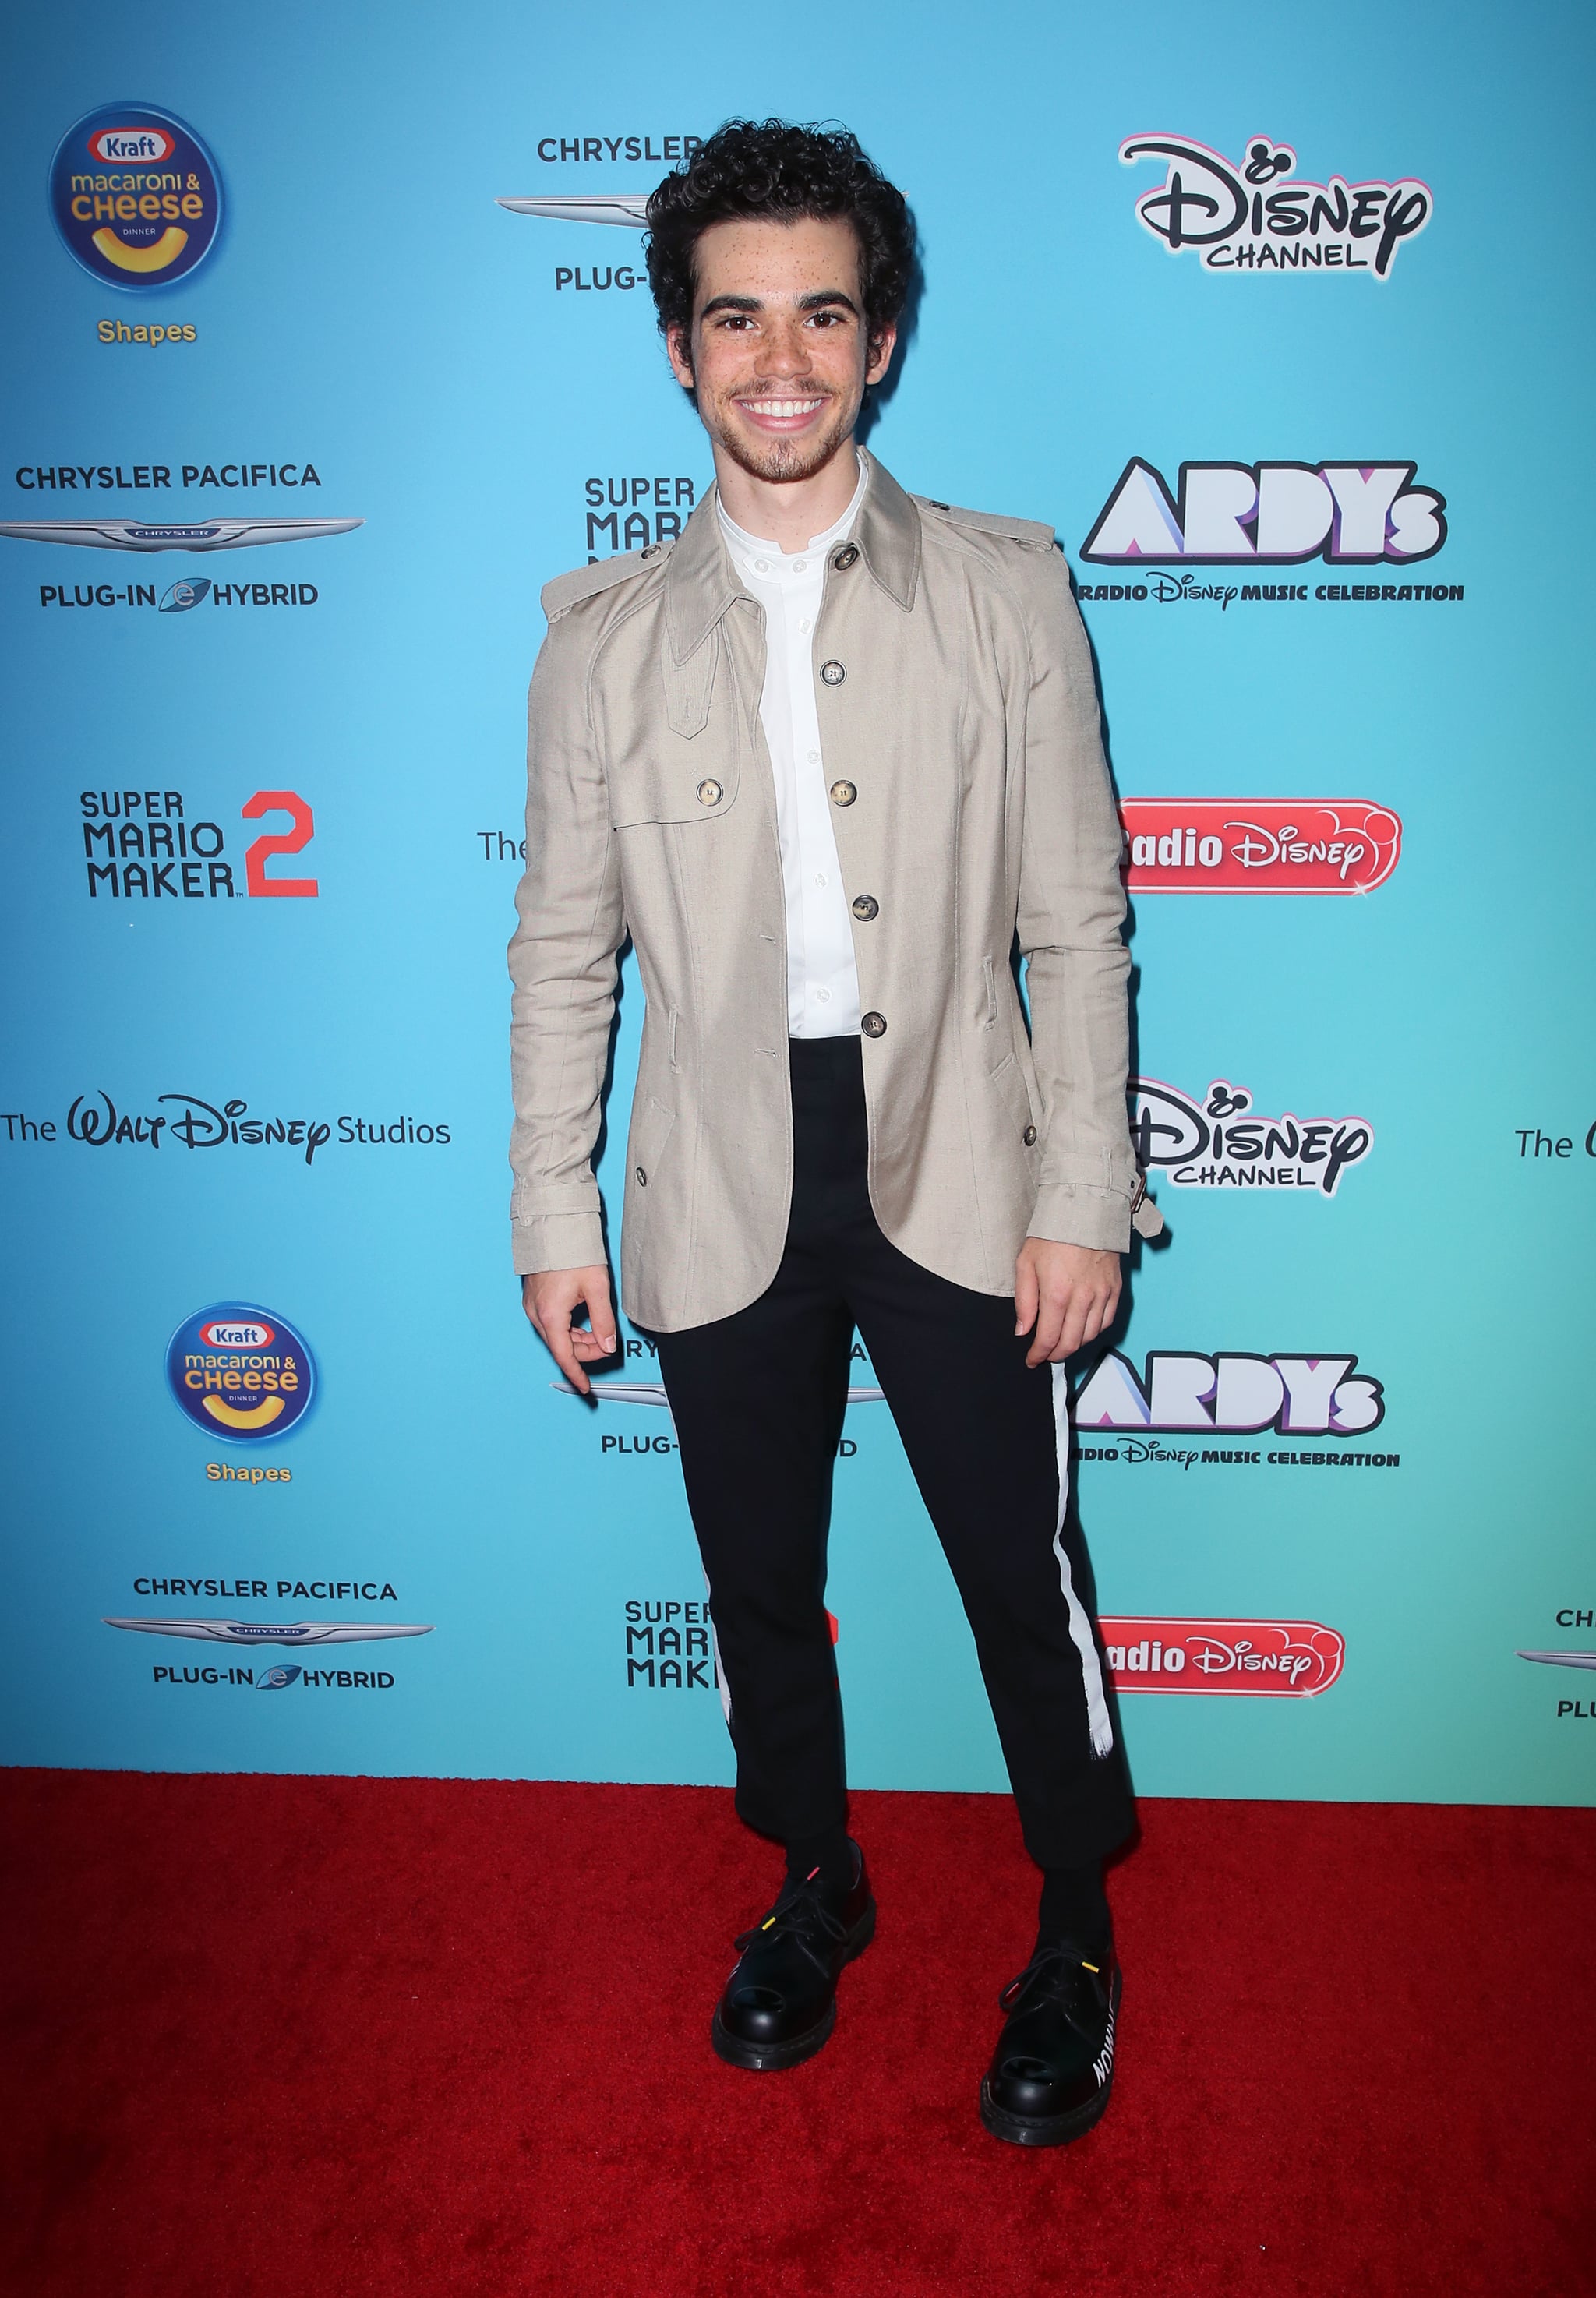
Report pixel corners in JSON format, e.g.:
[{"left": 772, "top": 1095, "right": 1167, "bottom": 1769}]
[
  {"left": 603, "top": 627, "right": 742, "bottom": 828},
  {"left": 606, "top": 743, "right": 743, "bottom": 829}
]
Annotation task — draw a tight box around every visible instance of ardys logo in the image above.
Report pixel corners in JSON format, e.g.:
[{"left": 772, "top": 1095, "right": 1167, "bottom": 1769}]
[
  {"left": 51, "top": 104, "right": 222, "bottom": 288},
  {"left": 165, "top": 1301, "right": 315, "bottom": 1442}
]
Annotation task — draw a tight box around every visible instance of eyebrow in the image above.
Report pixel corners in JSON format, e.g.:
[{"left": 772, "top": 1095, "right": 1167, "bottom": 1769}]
[{"left": 698, "top": 288, "right": 862, "bottom": 319}]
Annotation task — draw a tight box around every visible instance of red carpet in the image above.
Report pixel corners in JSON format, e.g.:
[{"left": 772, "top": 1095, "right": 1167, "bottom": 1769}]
[{"left": 2, "top": 1774, "right": 1592, "bottom": 2297}]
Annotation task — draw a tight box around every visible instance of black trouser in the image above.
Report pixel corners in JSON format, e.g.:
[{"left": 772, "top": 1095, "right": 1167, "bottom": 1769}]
[{"left": 653, "top": 1036, "right": 1135, "bottom": 1872}]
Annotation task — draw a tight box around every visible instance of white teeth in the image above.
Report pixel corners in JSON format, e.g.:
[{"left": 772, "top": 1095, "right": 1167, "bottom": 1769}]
[{"left": 741, "top": 398, "right": 823, "bottom": 418}]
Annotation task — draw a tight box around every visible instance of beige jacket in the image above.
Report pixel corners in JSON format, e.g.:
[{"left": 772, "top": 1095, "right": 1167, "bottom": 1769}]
[{"left": 509, "top": 450, "right": 1158, "bottom": 1333}]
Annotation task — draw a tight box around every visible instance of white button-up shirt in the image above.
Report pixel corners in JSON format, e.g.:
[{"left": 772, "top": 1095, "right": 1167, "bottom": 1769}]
[{"left": 718, "top": 461, "right": 867, "bottom": 1038}]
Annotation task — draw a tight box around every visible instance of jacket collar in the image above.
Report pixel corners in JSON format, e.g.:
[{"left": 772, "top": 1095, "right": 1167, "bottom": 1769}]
[{"left": 665, "top": 445, "right": 921, "bottom": 664}]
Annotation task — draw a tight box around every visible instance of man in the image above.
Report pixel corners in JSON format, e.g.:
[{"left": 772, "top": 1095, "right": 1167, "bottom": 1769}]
[{"left": 510, "top": 119, "right": 1160, "bottom": 2147}]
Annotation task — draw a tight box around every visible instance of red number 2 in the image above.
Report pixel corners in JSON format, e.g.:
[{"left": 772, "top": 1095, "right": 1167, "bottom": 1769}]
[{"left": 242, "top": 790, "right": 318, "bottom": 898}]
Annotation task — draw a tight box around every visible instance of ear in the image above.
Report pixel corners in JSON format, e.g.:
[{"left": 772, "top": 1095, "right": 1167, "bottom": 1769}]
[
  {"left": 864, "top": 320, "right": 898, "bottom": 387},
  {"left": 666, "top": 322, "right": 695, "bottom": 390}
]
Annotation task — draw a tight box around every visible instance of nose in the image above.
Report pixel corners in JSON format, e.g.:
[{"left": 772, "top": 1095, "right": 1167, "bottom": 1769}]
[{"left": 754, "top": 313, "right": 813, "bottom": 379}]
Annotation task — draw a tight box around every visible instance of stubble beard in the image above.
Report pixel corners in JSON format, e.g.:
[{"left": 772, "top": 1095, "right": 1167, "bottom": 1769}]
[{"left": 703, "top": 387, "right": 858, "bottom": 488}]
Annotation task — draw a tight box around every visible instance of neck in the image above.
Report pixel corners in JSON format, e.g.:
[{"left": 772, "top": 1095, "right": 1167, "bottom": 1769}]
[{"left": 711, "top": 436, "right": 861, "bottom": 553}]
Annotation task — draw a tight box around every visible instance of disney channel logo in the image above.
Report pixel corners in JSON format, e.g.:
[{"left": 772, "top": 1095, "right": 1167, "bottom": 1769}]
[
  {"left": 50, "top": 104, "right": 223, "bottom": 289},
  {"left": 1130, "top": 1078, "right": 1372, "bottom": 1198},
  {"left": 1121, "top": 133, "right": 1431, "bottom": 278},
  {"left": 165, "top": 1303, "right": 315, "bottom": 1443}
]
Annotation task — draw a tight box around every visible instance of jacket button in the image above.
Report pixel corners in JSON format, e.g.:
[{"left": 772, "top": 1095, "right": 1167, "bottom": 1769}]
[
  {"left": 1022, "top": 1124, "right": 1038, "bottom": 1146},
  {"left": 829, "top": 779, "right": 856, "bottom": 807},
  {"left": 820, "top": 658, "right": 846, "bottom": 686},
  {"left": 832, "top": 544, "right": 860, "bottom": 570},
  {"left": 851, "top": 894, "right": 878, "bottom": 920},
  {"left": 860, "top": 1011, "right": 887, "bottom": 1038},
  {"left": 695, "top": 778, "right": 722, "bottom": 807},
  {"left": 635, "top": 1166, "right": 647, "bottom": 1185}
]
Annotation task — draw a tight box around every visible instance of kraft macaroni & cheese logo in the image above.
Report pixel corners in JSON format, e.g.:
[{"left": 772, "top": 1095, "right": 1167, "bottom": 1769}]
[
  {"left": 51, "top": 104, "right": 222, "bottom": 289},
  {"left": 166, "top": 1302, "right": 315, "bottom": 1442}
]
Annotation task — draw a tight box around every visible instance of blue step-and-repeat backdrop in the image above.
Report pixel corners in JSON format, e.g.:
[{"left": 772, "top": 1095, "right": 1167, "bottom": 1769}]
[{"left": 3, "top": 0, "right": 1592, "bottom": 1807}]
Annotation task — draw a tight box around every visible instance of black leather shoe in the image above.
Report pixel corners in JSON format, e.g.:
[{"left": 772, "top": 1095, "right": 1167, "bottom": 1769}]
[
  {"left": 980, "top": 1941, "right": 1121, "bottom": 2146},
  {"left": 711, "top": 1847, "right": 875, "bottom": 2071}
]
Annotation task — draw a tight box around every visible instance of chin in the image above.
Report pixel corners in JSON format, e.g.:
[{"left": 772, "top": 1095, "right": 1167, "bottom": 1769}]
[{"left": 725, "top": 425, "right": 850, "bottom": 485}]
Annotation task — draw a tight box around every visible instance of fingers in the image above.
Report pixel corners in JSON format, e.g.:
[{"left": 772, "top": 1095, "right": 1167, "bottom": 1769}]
[
  {"left": 1014, "top": 1253, "right": 1040, "bottom": 1340},
  {"left": 1026, "top": 1276, "right": 1123, "bottom": 1367},
  {"left": 1026, "top": 1284, "right": 1067, "bottom": 1368},
  {"left": 588, "top": 1273, "right": 617, "bottom": 1355},
  {"left": 521, "top": 1267, "right": 617, "bottom": 1398}
]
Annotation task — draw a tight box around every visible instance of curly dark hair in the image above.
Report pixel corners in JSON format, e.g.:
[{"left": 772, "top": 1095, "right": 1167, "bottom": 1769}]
[{"left": 644, "top": 119, "right": 915, "bottom": 356}]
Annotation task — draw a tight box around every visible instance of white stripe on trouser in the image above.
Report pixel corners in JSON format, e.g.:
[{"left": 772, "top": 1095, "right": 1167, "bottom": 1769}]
[
  {"left": 1050, "top": 1362, "right": 1114, "bottom": 1758},
  {"left": 701, "top": 1565, "right": 733, "bottom": 1724}
]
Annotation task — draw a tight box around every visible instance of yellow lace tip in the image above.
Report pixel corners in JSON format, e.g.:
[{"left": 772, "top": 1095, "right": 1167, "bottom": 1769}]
[
  {"left": 761, "top": 1916, "right": 776, "bottom": 1930},
  {"left": 1080, "top": 1959, "right": 1100, "bottom": 1973}
]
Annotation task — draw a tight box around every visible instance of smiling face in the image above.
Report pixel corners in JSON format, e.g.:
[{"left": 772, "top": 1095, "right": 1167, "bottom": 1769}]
[{"left": 666, "top": 214, "right": 895, "bottom": 491}]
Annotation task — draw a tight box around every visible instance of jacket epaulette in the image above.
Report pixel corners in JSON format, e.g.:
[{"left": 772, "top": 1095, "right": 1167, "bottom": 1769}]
[
  {"left": 541, "top": 542, "right": 676, "bottom": 620},
  {"left": 913, "top": 496, "right": 1057, "bottom": 551}
]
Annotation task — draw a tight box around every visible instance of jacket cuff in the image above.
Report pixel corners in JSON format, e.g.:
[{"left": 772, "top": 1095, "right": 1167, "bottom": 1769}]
[
  {"left": 511, "top": 1209, "right": 607, "bottom": 1276},
  {"left": 1025, "top": 1184, "right": 1132, "bottom": 1255}
]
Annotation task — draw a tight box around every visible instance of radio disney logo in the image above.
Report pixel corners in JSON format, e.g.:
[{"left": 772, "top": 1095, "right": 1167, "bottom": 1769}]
[
  {"left": 1074, "top": 1351, "right": 1383, "bottom": 1436},
  {"left": 1119, "top": 800, "right": 1402, "bottom": 896},
  {"left": 1131, "top": 1078, "right": 1372, "bottom": 1198},
  {"left": 1082, "top": 460, "right": 1444, "bottom": 566},
  {"left": 1121, "top": 134, "right": 1431, "bottom": 278},
  {"left": 1101, "top": 1616, "right": 1346, "bottom": 1696}
]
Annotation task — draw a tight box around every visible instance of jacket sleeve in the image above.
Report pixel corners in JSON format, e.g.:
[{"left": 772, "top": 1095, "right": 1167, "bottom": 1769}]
[
  {"left": 1015, "top": 549, "right": 1140, "bottom": 1254},
  {"left": 507, "top": 607, "right": 625, "bottom": 1276}
]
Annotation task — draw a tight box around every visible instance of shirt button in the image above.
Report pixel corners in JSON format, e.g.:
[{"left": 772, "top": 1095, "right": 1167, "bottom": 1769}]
[
  {"left": 815, "top": 987, "right": 831, "bottom": 1003},
  {"left": 695, "top": 778, "right": 722, "bottom": 807},
  {"left": 793, "top": 560, "right": 807, "bottom": 573},
  {"left": 832, "top": 544, "right": 860, "bottom": 570},
  {"left": 755, "top": 559, "right": 769, "bottom": 574},
  {"left": 820, "top": 659, "right": 846, "bottom": 686},
  {"left": 807, "top": 750, "right": 819, "bottom": 763},
  {"left": 798, "top": 619, "right": 810, "bottom": 634},
  {"left": 1022, "top": 1124, "right": 1038, "bottom": 1147},
  {"left": 851, "top": 895, "right": 878, "bottom": 920},
  {"left": 828, "top": 779, "right": 856, "bottom": 807},
  {"left": 814, "top": 873, "right": 828, "bottom": 888},
  {"left": 635, "top": 1166, "right": 648, "bottom": 1185},
  {"left": 860, "top": 1011, "right": 887, "bottom": 1038}
]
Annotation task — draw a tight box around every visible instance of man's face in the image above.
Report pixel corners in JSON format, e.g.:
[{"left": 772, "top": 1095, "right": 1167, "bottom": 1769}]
[{"left": 666, "top": 214, "right": 895, "bottom": 486}]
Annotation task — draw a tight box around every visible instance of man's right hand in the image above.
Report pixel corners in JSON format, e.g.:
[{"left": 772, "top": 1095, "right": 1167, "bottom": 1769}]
[{"left": 521, "top": 1265, "right": 617, "bottom": 1396}]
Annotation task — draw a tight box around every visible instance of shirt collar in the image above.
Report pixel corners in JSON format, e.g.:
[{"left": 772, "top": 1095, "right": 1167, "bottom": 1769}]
[
  {"left": 666, "top": 447, "right": 920, "bottom": 665},
  {"left": 716, "top": 453, "right": 867, "bottom": 576}
]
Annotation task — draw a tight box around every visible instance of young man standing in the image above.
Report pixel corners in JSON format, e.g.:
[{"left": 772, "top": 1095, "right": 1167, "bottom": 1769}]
[{"left": 510, "top": 120, "right": 1160, "bottom": 2146}]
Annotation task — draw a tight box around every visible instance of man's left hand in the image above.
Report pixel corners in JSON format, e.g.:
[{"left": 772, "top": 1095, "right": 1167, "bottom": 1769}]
[{"left": 1015, "top": 1239, "right": 1123, "bottom": 1368}]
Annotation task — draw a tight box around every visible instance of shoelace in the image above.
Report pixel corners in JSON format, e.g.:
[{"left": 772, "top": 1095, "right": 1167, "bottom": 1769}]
[
  {"left": 733, "top": 1876, "right": 850, "bottom": 1979},
  {"left": 998, "top": 1944, "right": 1107, "bottom": 2027}
]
